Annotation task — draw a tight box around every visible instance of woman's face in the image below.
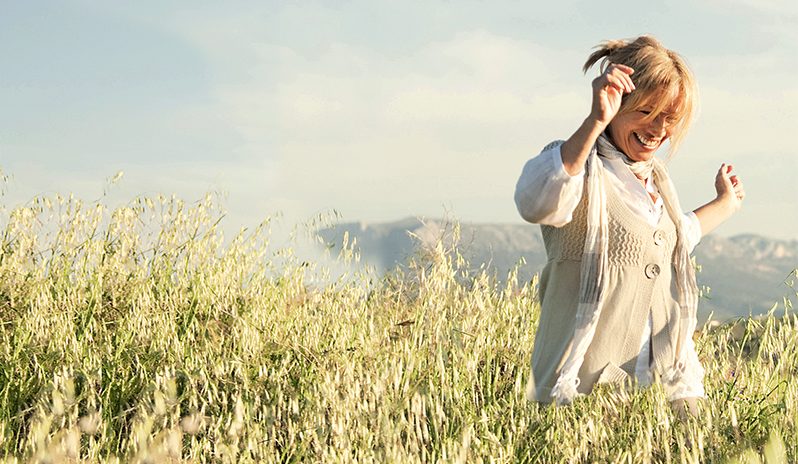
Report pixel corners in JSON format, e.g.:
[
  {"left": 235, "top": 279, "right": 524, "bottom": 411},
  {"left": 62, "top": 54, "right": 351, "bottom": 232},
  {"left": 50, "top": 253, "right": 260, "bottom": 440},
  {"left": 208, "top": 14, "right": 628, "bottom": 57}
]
[{"left": 607, "top": 103, "right": 677, "bottom": 162}]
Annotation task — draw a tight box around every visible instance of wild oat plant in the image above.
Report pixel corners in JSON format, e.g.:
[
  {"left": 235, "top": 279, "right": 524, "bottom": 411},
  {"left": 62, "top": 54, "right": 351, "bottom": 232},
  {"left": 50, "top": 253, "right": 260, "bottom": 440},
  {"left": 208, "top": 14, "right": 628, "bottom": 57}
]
[{"left": 0, "top": 192, "right": 795, "bottom": 463}]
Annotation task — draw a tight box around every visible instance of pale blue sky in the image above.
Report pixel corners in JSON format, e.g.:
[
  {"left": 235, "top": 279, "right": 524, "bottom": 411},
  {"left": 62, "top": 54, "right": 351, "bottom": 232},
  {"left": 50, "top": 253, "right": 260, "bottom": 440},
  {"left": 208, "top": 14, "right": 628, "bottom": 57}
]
[{"left": 2, "top": 1, "right": 796, "bottom": 239}]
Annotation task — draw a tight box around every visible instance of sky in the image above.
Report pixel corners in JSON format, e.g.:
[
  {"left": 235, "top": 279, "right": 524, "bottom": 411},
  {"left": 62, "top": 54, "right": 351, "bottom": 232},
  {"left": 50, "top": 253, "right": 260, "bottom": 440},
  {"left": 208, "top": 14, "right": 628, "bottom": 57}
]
[{"left": 1, "top": 0, "right": 797, "bottom": 240}]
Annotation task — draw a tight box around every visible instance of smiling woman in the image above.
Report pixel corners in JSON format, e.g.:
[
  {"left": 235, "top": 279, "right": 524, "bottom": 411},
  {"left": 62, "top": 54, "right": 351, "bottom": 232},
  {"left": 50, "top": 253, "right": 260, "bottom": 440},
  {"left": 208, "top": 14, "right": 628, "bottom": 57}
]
[
  {"left": 584, "top": 37, "right": 697, "bottom": 162},
  {"left": 514, "top": 35, "right": 746, "bottom": 417},
  {"left": 606, "top": 103, "right": 679, "bottom": 163}
]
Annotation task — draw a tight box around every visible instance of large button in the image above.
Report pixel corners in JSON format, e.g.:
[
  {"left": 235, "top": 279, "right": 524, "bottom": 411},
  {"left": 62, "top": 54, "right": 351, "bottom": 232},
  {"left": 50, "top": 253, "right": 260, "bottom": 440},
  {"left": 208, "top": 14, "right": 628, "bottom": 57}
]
[
  {"left": 645, "top": 263, "right": 661, "bottom": 279},
  {"left": 653, "top": 230, "right": 666, "bottom": 246}
]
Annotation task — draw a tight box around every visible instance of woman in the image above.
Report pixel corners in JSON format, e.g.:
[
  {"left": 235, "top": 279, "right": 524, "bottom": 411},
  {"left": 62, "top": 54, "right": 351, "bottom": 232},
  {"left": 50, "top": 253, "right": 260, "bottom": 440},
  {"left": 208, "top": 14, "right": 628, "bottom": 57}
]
[{"left": 514, "top": 36, "right": 745, "bottom": 414}]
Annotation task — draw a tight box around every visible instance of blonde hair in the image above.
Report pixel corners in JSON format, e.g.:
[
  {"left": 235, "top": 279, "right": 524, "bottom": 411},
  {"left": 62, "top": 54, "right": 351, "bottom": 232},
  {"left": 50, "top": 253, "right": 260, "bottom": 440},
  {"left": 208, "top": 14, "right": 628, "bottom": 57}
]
[{"left": 583, "top": 35, "right": 698, "bottom": 156}]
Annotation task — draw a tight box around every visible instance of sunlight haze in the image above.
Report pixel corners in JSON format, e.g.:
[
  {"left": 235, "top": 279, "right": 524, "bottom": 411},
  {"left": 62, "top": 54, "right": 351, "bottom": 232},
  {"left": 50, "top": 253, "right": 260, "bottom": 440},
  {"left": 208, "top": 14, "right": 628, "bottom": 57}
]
[{"left": 2, "top": 0, "right": 796, "bottom": 239}]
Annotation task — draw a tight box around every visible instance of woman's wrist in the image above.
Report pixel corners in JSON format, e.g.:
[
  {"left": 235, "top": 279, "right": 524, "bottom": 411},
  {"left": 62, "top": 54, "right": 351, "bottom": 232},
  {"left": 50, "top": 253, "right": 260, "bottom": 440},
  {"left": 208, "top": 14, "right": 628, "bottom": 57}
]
[
  {"left": 560, "top": 117, "right": 607, "bottom": 176},
  {"left": 712, "top": 194, "right": 740, "bottom": 215},
  {"left": 584, "top": 114, "right": 609, "bottom": 134}
]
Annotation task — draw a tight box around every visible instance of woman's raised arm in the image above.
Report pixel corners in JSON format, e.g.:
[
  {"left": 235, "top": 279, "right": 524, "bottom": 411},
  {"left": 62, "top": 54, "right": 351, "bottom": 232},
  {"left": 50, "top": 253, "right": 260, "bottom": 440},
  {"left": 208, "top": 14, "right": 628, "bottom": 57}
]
[
  {"left": 693, "top": 163, "right": 746, "bottom": 236},
  {"left": 514, "top": 63, "right": 636, "bottom": 226},
  {"left": 560, "top": 64, "right": 635, "bottom": 175}
]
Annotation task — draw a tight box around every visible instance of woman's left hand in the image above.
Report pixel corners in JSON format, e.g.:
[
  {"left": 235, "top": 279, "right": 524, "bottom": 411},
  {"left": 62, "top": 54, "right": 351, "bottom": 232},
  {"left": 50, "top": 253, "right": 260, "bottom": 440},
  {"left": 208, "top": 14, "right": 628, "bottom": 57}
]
[
  {"left": 671, "top": 397, "right": 702, "bottom": 419},
  {"left": 694, "top": 163, "right": 745, "bottom": 235},
  {"left": 714, "top": 163, "right": 745, "bottom": 212}
]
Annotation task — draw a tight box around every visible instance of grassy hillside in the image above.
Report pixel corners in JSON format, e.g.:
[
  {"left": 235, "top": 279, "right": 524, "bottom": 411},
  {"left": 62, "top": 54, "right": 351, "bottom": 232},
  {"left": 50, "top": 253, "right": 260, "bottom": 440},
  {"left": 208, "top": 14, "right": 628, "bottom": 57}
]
[{"left": 0, "top": 195, "right": 796, "bottom": 462}]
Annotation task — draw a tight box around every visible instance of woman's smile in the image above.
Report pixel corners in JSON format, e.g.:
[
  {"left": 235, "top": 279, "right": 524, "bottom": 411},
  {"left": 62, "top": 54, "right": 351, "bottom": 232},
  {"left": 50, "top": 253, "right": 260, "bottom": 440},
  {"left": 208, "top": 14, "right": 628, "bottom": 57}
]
[
  {"left": 608, "top": 109, "right": 672, "bottom": 162},
  {"left": 633, "top": 131, "right": 661, "bottom": 149}
]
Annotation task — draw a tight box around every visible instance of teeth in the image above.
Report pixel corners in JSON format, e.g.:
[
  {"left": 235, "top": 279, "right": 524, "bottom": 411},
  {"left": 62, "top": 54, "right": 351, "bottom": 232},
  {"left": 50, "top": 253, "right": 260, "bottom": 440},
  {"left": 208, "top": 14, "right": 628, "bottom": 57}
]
[{"left": 634, "top": 132, "right": 659, "bottom": 149}]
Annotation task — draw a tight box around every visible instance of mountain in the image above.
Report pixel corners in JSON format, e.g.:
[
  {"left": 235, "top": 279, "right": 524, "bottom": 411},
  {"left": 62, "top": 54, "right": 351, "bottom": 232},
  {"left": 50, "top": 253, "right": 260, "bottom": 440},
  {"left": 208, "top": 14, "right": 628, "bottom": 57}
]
[
  {"left": 317, "top": 217, "right": 798, "bottom": 324},
  {"left": 691, "top": 234, "right": 798, "bottom": 321}
]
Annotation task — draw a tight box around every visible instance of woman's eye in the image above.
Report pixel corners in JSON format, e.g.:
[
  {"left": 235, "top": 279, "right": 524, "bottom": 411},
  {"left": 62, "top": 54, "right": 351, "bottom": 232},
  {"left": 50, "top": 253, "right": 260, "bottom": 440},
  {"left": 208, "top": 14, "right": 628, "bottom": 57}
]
[{"left": 639, "top": 110, "right": 652, "bottom": 115}]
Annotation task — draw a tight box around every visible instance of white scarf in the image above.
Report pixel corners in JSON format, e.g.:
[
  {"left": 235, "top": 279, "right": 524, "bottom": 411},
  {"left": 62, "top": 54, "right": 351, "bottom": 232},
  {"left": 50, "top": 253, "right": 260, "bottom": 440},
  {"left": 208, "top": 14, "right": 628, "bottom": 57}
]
[{"left": 550, "top": 133, "right": 699, "bottom": 405}]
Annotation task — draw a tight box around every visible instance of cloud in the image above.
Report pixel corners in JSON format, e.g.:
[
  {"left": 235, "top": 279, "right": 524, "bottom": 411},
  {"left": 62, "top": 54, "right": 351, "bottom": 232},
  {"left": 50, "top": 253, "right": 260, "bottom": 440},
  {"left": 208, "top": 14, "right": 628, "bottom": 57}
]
[
  {"left": 702, "top": 0, "right": 798, "bottom": 41},
  {"left": 171, "top": 21, "right": 594, "bottom": 223},
  {"left": 166, "top": 4, "right": 797, "bottom": 240},
  {"left": 714, "top": 0, "right": 798, "bottom": 16},
  {"left": 38, "top": 1, "right": 794, "bottom": 240}
]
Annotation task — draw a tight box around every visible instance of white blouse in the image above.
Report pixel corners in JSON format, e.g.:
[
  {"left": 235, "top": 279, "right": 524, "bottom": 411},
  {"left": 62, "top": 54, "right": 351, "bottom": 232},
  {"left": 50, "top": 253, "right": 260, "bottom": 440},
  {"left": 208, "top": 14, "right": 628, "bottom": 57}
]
[{"left": 515, "top": 143, "right": 705, "bottom": 401}]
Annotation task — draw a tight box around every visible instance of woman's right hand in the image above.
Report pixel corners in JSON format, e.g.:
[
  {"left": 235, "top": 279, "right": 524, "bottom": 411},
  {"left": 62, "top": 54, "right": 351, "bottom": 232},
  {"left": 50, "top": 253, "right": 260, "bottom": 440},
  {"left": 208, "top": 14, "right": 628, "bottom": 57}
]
[
  {"left": 559, "top": 64, "right": 636, "bottom": 176},
  {"left": 589, "top": 63, "right": 635, "bottom": 127}
]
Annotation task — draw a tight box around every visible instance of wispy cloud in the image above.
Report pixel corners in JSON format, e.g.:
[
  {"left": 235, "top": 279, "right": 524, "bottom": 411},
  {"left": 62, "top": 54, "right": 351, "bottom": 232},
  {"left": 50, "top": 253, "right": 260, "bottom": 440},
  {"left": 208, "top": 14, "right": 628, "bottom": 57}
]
[
  {"left": 173, "top": 17, "right": 595, "bottom": 221},
  {"left": 167, "top": 3, "right": 797, "bottom": 237},
  {"left": 4, "top": 1, "right": 794, "bottom": 239}
]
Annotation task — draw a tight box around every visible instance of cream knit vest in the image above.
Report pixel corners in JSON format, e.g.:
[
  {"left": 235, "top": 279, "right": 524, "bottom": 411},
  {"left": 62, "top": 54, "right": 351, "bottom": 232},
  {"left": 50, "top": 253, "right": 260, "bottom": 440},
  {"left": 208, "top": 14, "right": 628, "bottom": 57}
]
[{"left": 527, "top": 172, "right": 683, "bottom": 402}]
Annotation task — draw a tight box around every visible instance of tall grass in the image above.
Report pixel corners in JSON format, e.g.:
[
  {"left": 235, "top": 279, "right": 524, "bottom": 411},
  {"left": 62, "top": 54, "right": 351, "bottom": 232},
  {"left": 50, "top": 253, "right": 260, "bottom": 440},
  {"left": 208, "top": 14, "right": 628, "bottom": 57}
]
[{"left": 0, "top": 192, "right": 795, "bottom": 462}]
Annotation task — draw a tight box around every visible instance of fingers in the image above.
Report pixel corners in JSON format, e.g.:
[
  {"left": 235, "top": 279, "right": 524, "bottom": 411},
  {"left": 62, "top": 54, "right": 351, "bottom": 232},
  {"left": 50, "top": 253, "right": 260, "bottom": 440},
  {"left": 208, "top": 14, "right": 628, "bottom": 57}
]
[
  {"left": 589, "top": 63, "right": 636, "bottom": 123},
  {"left": 717, "top": 163, "right": 733, "bottom": 186},
  {"left": 594, "top": 64, "right": 636, "bottom": 94},
  {"left": 612, "top": 63, "right": 635, "bottom": 74},
  {"left": 719, "top": 163, "right": 745, "bottom": 201},
  {"left": 719, "top": 163, "right": 737, "bottom": 177},
  {"left": 605, "top": 64, "right": 636, "bottom": 93},
  {"left": 735, "top": 186, "right": 746, "bottom": 200},
  {"left": 733, "top": 178, "right": 745, "bottom": 200}
]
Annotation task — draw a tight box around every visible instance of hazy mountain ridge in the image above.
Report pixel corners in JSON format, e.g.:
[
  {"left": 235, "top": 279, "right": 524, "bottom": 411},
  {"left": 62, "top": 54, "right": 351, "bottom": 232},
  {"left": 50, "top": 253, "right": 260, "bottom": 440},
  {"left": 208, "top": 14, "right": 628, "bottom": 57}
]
[{"left": 318, "top": 218, "right": 798, "bottom": 324}]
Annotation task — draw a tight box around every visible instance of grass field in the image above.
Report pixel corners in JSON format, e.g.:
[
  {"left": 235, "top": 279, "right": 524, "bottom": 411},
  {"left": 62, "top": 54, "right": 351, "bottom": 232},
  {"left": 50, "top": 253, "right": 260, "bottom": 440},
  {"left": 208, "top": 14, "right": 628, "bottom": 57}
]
[{"left": 0, "top": 193, "right": 796, "bottom": 462}]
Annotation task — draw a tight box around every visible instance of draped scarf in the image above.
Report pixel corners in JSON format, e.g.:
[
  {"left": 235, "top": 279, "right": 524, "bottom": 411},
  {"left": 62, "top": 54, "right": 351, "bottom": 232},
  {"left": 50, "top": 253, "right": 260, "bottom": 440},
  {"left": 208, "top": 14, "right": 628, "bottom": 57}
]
[{"left": 549, "top": 133, "right": 699, "bottom": 405}]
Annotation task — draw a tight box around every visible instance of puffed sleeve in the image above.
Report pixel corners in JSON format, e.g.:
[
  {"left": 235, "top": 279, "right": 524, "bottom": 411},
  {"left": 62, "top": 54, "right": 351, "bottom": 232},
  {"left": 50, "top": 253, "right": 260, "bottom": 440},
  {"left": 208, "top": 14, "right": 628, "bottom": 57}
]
[
  {"left": 514, "top": 141, "right": 585, "bottom": 227},
  {"left": 665, "top": 336, "right": 706, "bottom": 402}
]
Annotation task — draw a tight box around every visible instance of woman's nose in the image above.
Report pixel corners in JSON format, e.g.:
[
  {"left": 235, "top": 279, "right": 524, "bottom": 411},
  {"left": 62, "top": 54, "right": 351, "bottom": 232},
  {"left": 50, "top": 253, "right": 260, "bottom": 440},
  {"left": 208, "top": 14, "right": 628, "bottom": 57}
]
[{"left": 650, "top": 114, "right": 668, "bottom": 133}]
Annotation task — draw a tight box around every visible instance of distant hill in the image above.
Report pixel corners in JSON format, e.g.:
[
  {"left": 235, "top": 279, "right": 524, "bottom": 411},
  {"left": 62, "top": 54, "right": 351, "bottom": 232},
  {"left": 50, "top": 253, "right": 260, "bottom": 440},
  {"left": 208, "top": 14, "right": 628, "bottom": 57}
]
[{"left": 318, "top": 218, "right": 798, "bottom": 324}]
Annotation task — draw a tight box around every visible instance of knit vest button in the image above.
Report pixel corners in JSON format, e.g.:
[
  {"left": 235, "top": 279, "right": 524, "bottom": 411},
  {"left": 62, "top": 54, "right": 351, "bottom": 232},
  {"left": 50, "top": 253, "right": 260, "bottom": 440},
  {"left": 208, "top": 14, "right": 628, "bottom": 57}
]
[
  {"left": 653, "top": 230, "right": 665, "bottom": 246},
  {"left": 645, "top": 263, "right": 660, "bottom": 279}
]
